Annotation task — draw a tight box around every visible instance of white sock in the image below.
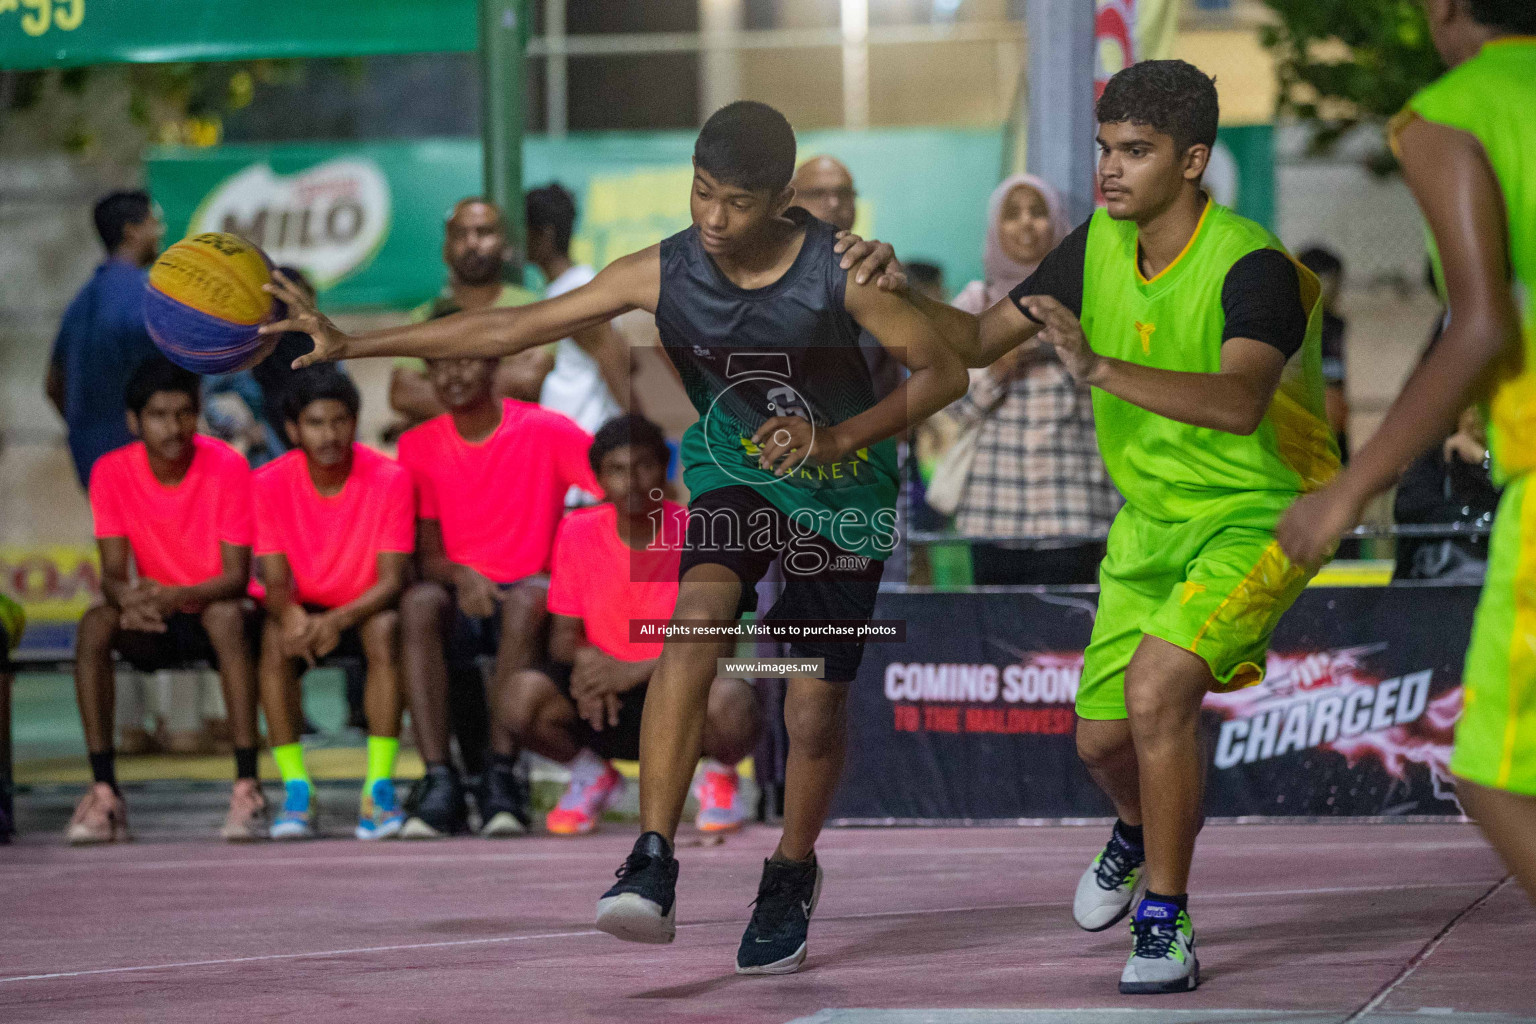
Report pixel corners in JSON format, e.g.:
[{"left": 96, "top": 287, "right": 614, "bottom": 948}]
[{"left": 567, "top": 748, "right": 607, "bottom": 787}]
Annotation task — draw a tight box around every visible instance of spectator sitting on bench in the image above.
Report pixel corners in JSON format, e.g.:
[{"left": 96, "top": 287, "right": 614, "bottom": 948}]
[
  {"left": 72, "top": 357, "right": 263, "bottom": 845},
  {"left": 506, "top": 415, "right": 761, "bottom": 835},
  {"left": 396, "top": 355, "right": 601, "bottom": 839},
  {"left": 254, "top": 367, "right": 415, "bottom": 841}
]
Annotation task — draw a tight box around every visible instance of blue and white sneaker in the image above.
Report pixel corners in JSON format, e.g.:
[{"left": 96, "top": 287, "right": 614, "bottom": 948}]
[
  {"left": 356, "top": 779, "right": 406, "bottom": 840},
  {"left": 1120, "top": 898, "right": 1199, "bottom": 994},
  {"left": 270, "top": 780, "right": 317, "bottom": 840}
]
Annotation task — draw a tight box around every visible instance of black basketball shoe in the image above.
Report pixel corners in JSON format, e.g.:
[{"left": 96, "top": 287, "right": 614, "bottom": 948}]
[
  {"left": 400, "top": 765, "right": 470, "bottom": 839},
  {"left": 736, "top": 853, "right": 823, "bottom": 975},
  {"left": 477, "top": 756, "right": 531, "bottom": 837},
  {"left": 596, "top": 831, "right": 679, "bottom": 944}
]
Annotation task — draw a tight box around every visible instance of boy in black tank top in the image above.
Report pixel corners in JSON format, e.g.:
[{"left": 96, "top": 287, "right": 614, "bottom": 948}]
[{"left": 264, "top": 101, "right": 967, "bottom": 975}]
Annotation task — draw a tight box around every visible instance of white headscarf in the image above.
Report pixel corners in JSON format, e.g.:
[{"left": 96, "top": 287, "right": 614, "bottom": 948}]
[{"left": 977, "top": 173, "right": 1071, "bottom": 308}]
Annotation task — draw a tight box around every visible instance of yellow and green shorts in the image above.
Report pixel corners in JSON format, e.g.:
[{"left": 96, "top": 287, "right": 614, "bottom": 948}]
[
  {"left": 1077, "top": 501, "right": 1314, "bottom": 721},
  {"left": 1452, "top": 472, "right": 1536, "bottom": 795}
]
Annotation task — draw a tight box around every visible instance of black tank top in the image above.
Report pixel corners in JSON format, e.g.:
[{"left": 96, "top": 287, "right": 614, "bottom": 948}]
[{"left": 655, "top": 207, "right": 899, "bottom": 558}]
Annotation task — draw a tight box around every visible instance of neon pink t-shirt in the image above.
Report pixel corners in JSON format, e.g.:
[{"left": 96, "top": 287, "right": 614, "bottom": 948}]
[
  {"left": 547, "top": 501, "right": 687, "bottom": 662},
  {"left": 253, "top": 444, "right": 415, "bottom": 609},
  {"left": 397, "top": 399, "right": 600, "bottom": 584},
  {"left": 89, "top": 436, "right": 253, "bottom": 587}
]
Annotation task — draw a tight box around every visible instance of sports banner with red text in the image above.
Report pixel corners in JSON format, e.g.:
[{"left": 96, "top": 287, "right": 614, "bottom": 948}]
[{"left": 831, "top": 585, "right": 1475, "bottom": 822}]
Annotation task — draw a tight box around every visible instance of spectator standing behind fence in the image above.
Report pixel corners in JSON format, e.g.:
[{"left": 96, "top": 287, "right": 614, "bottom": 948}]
[
  {"left": 1298, "top": 246, "right": 1349, "bottom": 457},
  {"left": 527, "top": 184, "right": 629, "bottom": 432},
  {"left": 387, "top": 199, "right": 551, "bottom": 433},
  {"left": 46, "top": 190, "right": 164, "bottom": 488},
  {"left": 946, "top": 175, "right": 1120, "bottom": 585}
]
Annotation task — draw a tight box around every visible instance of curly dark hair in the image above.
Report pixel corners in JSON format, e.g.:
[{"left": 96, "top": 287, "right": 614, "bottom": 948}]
[
  {"left": 590, "top": 414, "right": 670, "bottom": 476},
  {"left": 1096, "top": 59, "right": 1219, "bottom": 153},
  {"left": 1469, "top": 0, "right": 1536, "bottom": 32}
]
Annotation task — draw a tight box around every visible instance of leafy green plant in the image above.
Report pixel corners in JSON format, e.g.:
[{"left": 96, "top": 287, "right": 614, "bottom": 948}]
[{"left": 1259, "top": 0, "right": 1444, "bottom": 170}]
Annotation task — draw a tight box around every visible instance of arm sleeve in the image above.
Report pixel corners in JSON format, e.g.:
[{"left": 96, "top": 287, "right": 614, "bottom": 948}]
[
  {"left": 554, "top": 418, "right": 601, "bottom": 498},
  {"left": 252, "top": 476, "right": 280, "bottom": 557},
  {"left": 1220, "top": 249, "right": 1309, "bottom": 360},
  {"left": 380, "top": 466, "right": 417, "bottom": 554},
  {"left": 1009, "top": 219, "right": 1090, "bottom": 320},
  {"left": 397, "top": 435, "right": 440, "bottom": 519},
  {"left": 88, "top": 460, "right": 124, "bottom": 539},
  {"left": 220, "top": 460, "right": 255, "bottom": 548},
  {"left": 545, "top": 518, "right": 584, "bottom": 618}
]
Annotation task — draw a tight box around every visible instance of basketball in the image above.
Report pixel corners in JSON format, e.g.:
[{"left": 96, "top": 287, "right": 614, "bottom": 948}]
[{"left": 144, "top": 231, "right": 277, "bottom": 374}]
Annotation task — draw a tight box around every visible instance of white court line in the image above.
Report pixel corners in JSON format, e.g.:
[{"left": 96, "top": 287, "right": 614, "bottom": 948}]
[
  {"left": 0, "top": 878, "right": 1491, "bottom": 987},
  {"left": 0, "top": 841, "right": 1488, "bottom": 876}
]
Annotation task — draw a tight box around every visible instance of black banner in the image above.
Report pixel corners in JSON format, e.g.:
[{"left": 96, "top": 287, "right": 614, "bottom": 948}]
[{"left": 831, "top": 584, "right": 1479, "bottom": 822}]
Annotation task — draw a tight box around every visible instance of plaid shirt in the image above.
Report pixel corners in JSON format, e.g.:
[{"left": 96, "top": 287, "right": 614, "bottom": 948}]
[{"left": 947, "top": 350, "right": 1120, "bottom": 544}]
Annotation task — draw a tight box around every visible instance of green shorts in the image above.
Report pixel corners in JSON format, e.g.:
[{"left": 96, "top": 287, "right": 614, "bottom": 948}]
[
  {"left": 1452, "top": 473, "right": 1536, "bottom": 795},
  {"left": 1077, "top": 500, "right": 1314, "bottom": 721}
]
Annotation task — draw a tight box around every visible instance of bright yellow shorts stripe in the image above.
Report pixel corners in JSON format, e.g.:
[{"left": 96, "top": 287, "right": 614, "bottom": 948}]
[{"left": 1497, "top": 479, "right": 1536, "bottom": 787}]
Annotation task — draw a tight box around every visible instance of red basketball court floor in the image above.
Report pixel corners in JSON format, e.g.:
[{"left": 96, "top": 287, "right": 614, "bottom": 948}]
[{"left": 3, "top": 790, "right": 1532, "bottom": 1024}]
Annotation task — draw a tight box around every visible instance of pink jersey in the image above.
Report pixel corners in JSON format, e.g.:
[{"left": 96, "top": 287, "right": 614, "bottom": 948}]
[
  {"left": 397, "top": 399, "right": 599, "bottom": 584},
  {"left": 547, "top": 501, "right": 687, "bottom": 661},
  {"left": 253, "top": 444, "right": 415, "bottom": 608},
  {"left": 89, "top": 436, "right": 253, "bottom": 587}
]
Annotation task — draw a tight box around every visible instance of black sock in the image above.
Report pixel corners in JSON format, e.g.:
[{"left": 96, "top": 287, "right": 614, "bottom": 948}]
[
  {"left": 488, "top": 752, "right": 519, "bottom": 773},
  {"left": 425, "top": 761, "right": 456, "bottom": 778},
  {"left": 1113, "top": 818, "right": 1144, "bottom": 850},
  {"left": 233, "top": 747, "right": 258, "bottom": 781},
  {"left": 1144, "top": 890, "right": 1188, "bottom": 911},
  {"left": 88, "top": 750, "right": 118, "bottom": 792}
]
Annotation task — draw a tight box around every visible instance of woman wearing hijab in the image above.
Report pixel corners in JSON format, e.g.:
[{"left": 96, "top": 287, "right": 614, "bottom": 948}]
[{"left": 946, "top": 175, "right": 1120, "bottom": 585}]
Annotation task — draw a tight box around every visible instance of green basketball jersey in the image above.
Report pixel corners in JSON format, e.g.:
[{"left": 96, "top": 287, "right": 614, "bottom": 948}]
[
  {"left": 1080, "top": 199, "right": 1340, "bottom": 522},
  {"left": 1404, "top": 38, "right": 1536, "bottom": 484}
]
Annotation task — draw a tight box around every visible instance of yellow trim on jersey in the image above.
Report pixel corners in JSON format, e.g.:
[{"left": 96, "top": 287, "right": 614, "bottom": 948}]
[
  {"left": 1136, "top": 196, "right": 1214, "bottom": 286},
  {"left": 1498, "top": 480, "right": 1536, "bottom": 787}
]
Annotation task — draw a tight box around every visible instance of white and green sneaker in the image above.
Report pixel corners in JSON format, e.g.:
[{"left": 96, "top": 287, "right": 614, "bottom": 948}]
[
  {"left": 1120, "top": 899, "right": 1199, "bottom": 994},
  {"left": 1073, "top": 825, "right": 1146, "bottom": 931}
]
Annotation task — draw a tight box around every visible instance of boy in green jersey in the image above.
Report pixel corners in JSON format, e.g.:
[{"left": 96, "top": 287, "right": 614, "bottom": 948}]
[
  {"left": 1279, "top": 0, "right": 1536, "bottom": 902},
  {"left": 852, "top": 60, "right": 1339, "bottom": 993}
]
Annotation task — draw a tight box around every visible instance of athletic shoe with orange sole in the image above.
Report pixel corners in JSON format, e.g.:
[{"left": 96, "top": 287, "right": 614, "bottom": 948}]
[
  {"left": 693, "top": 761, "right": 748, "bottom": 833},
  {"left": 67, "top": 782, "right": 131, "bottom": 845},
  {"left": 546, "top": 762, "right": 625, "bottom": 835}
]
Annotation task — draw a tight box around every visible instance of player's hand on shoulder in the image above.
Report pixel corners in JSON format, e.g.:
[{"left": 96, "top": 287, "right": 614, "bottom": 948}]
[
  {"left": 261, "top": 269, "right": 352, "bottom": 367},
  {"left": 834, "top": 231, "right": 907, "bottom": 292}
]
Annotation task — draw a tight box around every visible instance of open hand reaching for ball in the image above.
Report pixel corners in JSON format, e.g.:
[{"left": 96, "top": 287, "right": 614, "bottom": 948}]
[{"left": 260, "top": 270, "right": 352, "bottom": 368}]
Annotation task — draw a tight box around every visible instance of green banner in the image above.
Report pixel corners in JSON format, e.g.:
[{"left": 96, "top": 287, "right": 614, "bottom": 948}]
[
  {"left": 0, "top": 0, "right": 476, "bottom": 70},
  {"left": 145, "top": 126, "right": 1273, "bottom": 311}
]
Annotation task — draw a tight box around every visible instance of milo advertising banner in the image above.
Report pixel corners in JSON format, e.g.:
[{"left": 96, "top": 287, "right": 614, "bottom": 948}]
[
  {"left": 147, "top": 126, "right": 1274, "bottom": 311},
  {"left": 831, "top": 585, "right": 1476, "bottom": 823}
]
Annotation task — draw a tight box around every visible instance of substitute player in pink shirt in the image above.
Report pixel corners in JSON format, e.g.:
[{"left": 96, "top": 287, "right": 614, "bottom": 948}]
[
  {"left": 253, "top": 368, "right": 414, "bottom": 841},
  {"left": 508, "top": 416, "right": 760, "bottom": 835},
  {"left": 396, "top": 355, "right": 601, "bottom": 838},
  {"left": 71, "top": 357, "right": 263, "bottom": 844}
]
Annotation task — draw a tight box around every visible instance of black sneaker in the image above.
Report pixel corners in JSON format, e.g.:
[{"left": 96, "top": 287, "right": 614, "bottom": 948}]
[
  {"left": 596, "top": 831, "right": 679, "bottom": 944},
  {"left": 477, "top": 758, "right": 530, "bottom": 837},
  {"left": 400, "top": 766, "right": 470, "bottom": 839},
  {"left": 735, "top": 853, "right": 823, "bottom": 975}
]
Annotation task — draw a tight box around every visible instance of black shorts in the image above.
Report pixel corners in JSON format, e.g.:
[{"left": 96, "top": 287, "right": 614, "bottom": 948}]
[
  {"left": 544, "top": 661, "right": 647, "bottom": 762},
  {"left": 115, "top": 609, "right": 257, "bottom": 672},
  {"left": 441, "top": 577, "right": 550, "bottom": 666},
  {"left": 677, "top": 485, "right": 884, "bottom": 683}
]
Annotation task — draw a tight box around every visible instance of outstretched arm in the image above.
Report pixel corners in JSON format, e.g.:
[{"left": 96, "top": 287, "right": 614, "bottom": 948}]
[
  {"left": 262, "top": 247, "right": 662, "bottom": 367},
  {"left": 1278, "top": 116, "right": 1518, "bottom": 566}
]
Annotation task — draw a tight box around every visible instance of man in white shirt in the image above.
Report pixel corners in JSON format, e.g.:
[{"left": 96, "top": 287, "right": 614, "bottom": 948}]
[{"left": 526, "top": 184, "right": 630, "bottom": 432}]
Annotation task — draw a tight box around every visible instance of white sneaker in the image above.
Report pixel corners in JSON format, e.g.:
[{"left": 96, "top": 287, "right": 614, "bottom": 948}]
[{"left": 1073, "top": 826, "right": 1145, "bottom": 931}]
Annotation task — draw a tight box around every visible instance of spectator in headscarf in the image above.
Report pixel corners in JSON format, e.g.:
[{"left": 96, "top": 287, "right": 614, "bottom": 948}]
[{"left": 946, "top": 174, "right": 1120, "bottom": 585}]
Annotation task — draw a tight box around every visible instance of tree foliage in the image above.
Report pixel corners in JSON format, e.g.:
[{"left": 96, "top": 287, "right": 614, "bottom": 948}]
[{"left": 1259, "top": 0, "right": 1444, "bottom": 170}]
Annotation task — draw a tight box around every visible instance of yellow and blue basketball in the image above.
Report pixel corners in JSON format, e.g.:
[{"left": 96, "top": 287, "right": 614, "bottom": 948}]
[{"left": 145, "top": 232, "right": 276, "bottom": 374}]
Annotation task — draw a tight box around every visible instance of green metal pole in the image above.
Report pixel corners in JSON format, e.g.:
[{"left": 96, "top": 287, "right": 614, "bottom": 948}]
[{"left": 479, "top": 0, "right": 528, "bottom": 258}]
